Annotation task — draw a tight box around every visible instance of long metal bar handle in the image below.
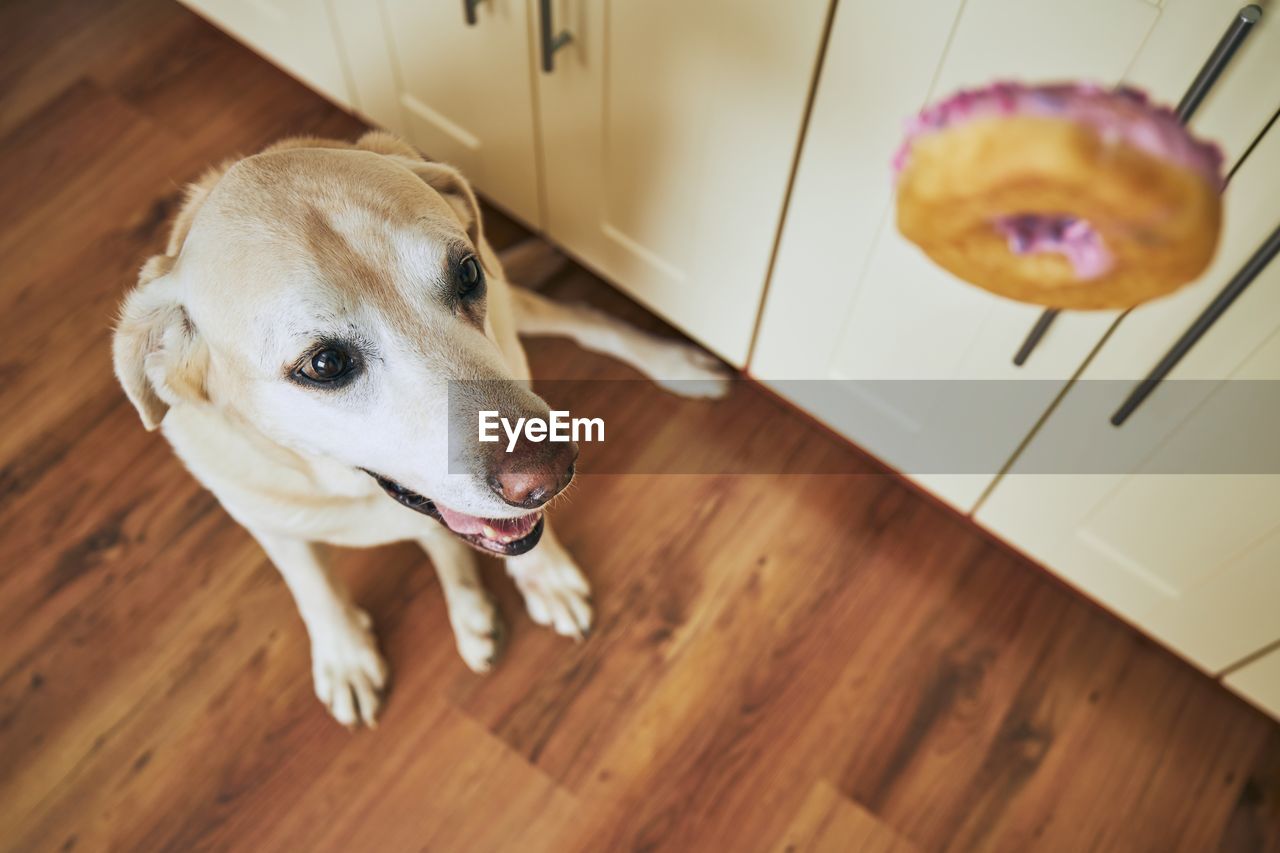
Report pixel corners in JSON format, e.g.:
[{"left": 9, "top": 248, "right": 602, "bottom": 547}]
[
  {"left": 1177, "top": 5, "right": 1263, "bottom": 122},
  {"left": 538, "top": 0, "right": 572, "bottom": 73},
  {"left": 1012, "top": 308, "right": 1058, "bottom": 366},
  {"left": 463, "top": 0, "right": 483, "bottom": 26},
  {"left": 1012, "top": 4, "right": 1263, "bottom": 367},
  {"left": 1110, "top": 222, "right": 1280, "bottom": 426}
]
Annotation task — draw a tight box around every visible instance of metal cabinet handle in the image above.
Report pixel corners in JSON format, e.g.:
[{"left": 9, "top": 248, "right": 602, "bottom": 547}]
[
  {"left": 463, "top": 0, "right": 483, "bottom": 26},
  {"left": 1176, "top": 4, "right": 1263, "bottom": 123},
  {"left": 1012, "top": 309, "right": 1058, "bottom": 366},
  {"left": 1013, "top": 4, "right": 1263, "bottom": 368},
  {"left": 1110, "top": 220, "right": 1280, "bottom": 426},
  {"left": 538, "top": 0, "right": 572, "bottom": 73}
]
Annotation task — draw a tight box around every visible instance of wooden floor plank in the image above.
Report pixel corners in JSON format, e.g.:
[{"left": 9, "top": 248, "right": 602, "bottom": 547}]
[
  {"left": 772, "top": 781, "right": 917, "bottom": 853},
  {"left": 1, "top": 2, "right": 1277, "bottom": 851}
]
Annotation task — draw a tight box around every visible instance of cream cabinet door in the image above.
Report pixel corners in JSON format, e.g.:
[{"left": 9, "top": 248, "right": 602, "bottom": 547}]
[
  {"left": 352, "top": 0, "right": 544, "bottom": 226},
  {"left": 975, "top": 116, "right": 1280, "bottom": 674},
  {"left": 179, "top": 0, "right": 354, "bottom": 108},
  {"left": 534, "top": 0, "right": 831, "bottom": 366},
  {"left": 1226, "top": 649, "right": 1280, "bottom": 720},
  {"left": 749, "top": 0, "right": 1276, "bottom": 511}
]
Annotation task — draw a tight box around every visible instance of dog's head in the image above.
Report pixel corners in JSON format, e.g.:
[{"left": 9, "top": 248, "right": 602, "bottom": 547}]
[{"left": 112, "top": 133, "right": 572, "bottom": 556}]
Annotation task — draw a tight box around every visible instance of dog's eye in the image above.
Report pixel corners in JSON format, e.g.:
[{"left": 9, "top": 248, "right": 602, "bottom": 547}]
[
  {"left": 300, "top": 347, "right": 352, "bottom": 383},
  {"left": 457, "top": 255, "right": 484, "bottom": 298}
]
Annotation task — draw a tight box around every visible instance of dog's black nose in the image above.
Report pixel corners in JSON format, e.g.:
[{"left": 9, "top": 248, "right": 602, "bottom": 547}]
[{"left": 488, "top": 441, "right": 577, "bottom": 508}]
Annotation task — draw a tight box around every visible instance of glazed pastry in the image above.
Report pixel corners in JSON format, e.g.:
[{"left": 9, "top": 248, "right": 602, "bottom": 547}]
[{"left": 893, "top": 82, "right": 1224, "bottom": 309}]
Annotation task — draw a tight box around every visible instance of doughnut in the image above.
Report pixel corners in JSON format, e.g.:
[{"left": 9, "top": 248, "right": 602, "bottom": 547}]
[{"left": 893, "top": 83, "right": 1225, "bottom": 310}]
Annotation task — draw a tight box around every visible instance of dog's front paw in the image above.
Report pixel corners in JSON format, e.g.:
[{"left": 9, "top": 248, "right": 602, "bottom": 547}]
[
  {"left": 509, "top": 559, "right": 594, "bottom": 640},
  {"left": 448, "top": 589, "right": 507, "bottom": 674},
  {"left": 652, "top": 344, "right": 733, "bottom": 400},
  {"left": 310, "top": 606, "right": 388, "bottom": 729}
]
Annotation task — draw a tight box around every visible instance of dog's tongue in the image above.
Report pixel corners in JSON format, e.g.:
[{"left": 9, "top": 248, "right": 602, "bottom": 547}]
[{"left": 435, "top": 503, "right": 539, "bottom": 539}]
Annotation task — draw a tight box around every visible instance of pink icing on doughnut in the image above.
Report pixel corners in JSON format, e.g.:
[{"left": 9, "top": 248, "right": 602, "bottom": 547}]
[
  {"left": 892, "top": 82, "right": 1224, "bottom": 182},
  {"left": 893, "top": 82, "right": 1224, "bottom": 279},
  {"left": 993, "top": 214, "right": 1113, "bottom": 278}
]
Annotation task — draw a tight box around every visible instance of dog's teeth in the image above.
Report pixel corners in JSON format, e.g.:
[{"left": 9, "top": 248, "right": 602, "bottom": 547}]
[{"left": 482, "top": 525, "right": 499, "bottom": 539}]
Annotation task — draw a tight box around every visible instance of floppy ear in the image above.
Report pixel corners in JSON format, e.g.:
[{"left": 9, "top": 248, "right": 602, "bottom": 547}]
[
  {"left": 112, "top": 257, "right": 209, "bottom": 431},
  {"left": 406, "top": 159, "right": 485, "bottom": 249},
  {"left": 355, "top": 131, "right": 485, "bottom": 249}
]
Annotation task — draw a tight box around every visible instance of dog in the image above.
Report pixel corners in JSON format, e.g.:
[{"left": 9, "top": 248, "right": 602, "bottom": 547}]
[{"left": 112, "top": 132, "right": 729, "bottom": 727}]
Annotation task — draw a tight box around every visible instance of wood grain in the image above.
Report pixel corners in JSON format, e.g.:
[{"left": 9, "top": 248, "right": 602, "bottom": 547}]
[
  {"left": 772, "top": 782, "right": 918, "bottom": 853},
  {"left": 0, "top": 2, "right": 1277, "bottom": 851}
]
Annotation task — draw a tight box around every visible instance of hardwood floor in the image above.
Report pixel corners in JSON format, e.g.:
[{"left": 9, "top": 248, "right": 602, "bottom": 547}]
[{"left": 1, "top": 2, "right": 1277, "bottom": 850}]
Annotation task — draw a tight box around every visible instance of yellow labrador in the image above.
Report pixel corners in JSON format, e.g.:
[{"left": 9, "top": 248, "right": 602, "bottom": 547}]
[{"left": 113, "top": 132, "right": 728, "bottom": 727}]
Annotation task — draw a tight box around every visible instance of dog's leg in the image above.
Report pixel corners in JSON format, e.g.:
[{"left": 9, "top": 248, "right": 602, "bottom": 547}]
[
  {"left": 252, "top": 530, "right": 387, "bottom": 728},
  {"left": 509, "top": 286, "right": 733, "bottom": 399},
  {"left": 418, "top": 532, "right": 505, "bottom": 673},
  {"left": 506, "top": 522, "right": 593, "bottom": 639}
]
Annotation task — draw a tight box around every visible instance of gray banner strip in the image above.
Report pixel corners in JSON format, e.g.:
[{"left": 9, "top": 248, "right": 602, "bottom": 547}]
[{"left": 447, "top": 380, "right": 1280, "bottom": 475}]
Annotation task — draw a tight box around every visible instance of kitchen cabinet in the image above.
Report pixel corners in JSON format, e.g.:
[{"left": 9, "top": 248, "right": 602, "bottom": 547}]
[
  {"left": 975, "top": 114, "right": 1280, "bottom": 676},
  {"left": 183, "top": 0, "right": 542, "bottom": 225},
  {"left": 749, "top": 0, "right": 1280, "bottom": 511},
  {"left": 179, "top": 0, "right": 353, "bottom": 108},
  {"left": 191, "top": 0, "right": 830, "bottom": 366},
  {"left": 533, "top": 0, "right": 830, "bottom": 364},
  {"left": 750, "top": 0, "right": 1154, "bottom": 511}
]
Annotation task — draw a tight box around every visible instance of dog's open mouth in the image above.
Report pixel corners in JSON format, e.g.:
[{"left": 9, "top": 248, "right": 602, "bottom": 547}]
[{"left": 367, "top": 472, "right": 544, "bottom": 556}]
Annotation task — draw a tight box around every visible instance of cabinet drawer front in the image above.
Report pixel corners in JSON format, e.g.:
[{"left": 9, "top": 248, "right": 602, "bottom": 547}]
[
  {"left": 379, "top": 0, "right": 542, "bottom": 226},
  {"left": 536, "top": 0, "right": 832, "bottom": 365}
]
